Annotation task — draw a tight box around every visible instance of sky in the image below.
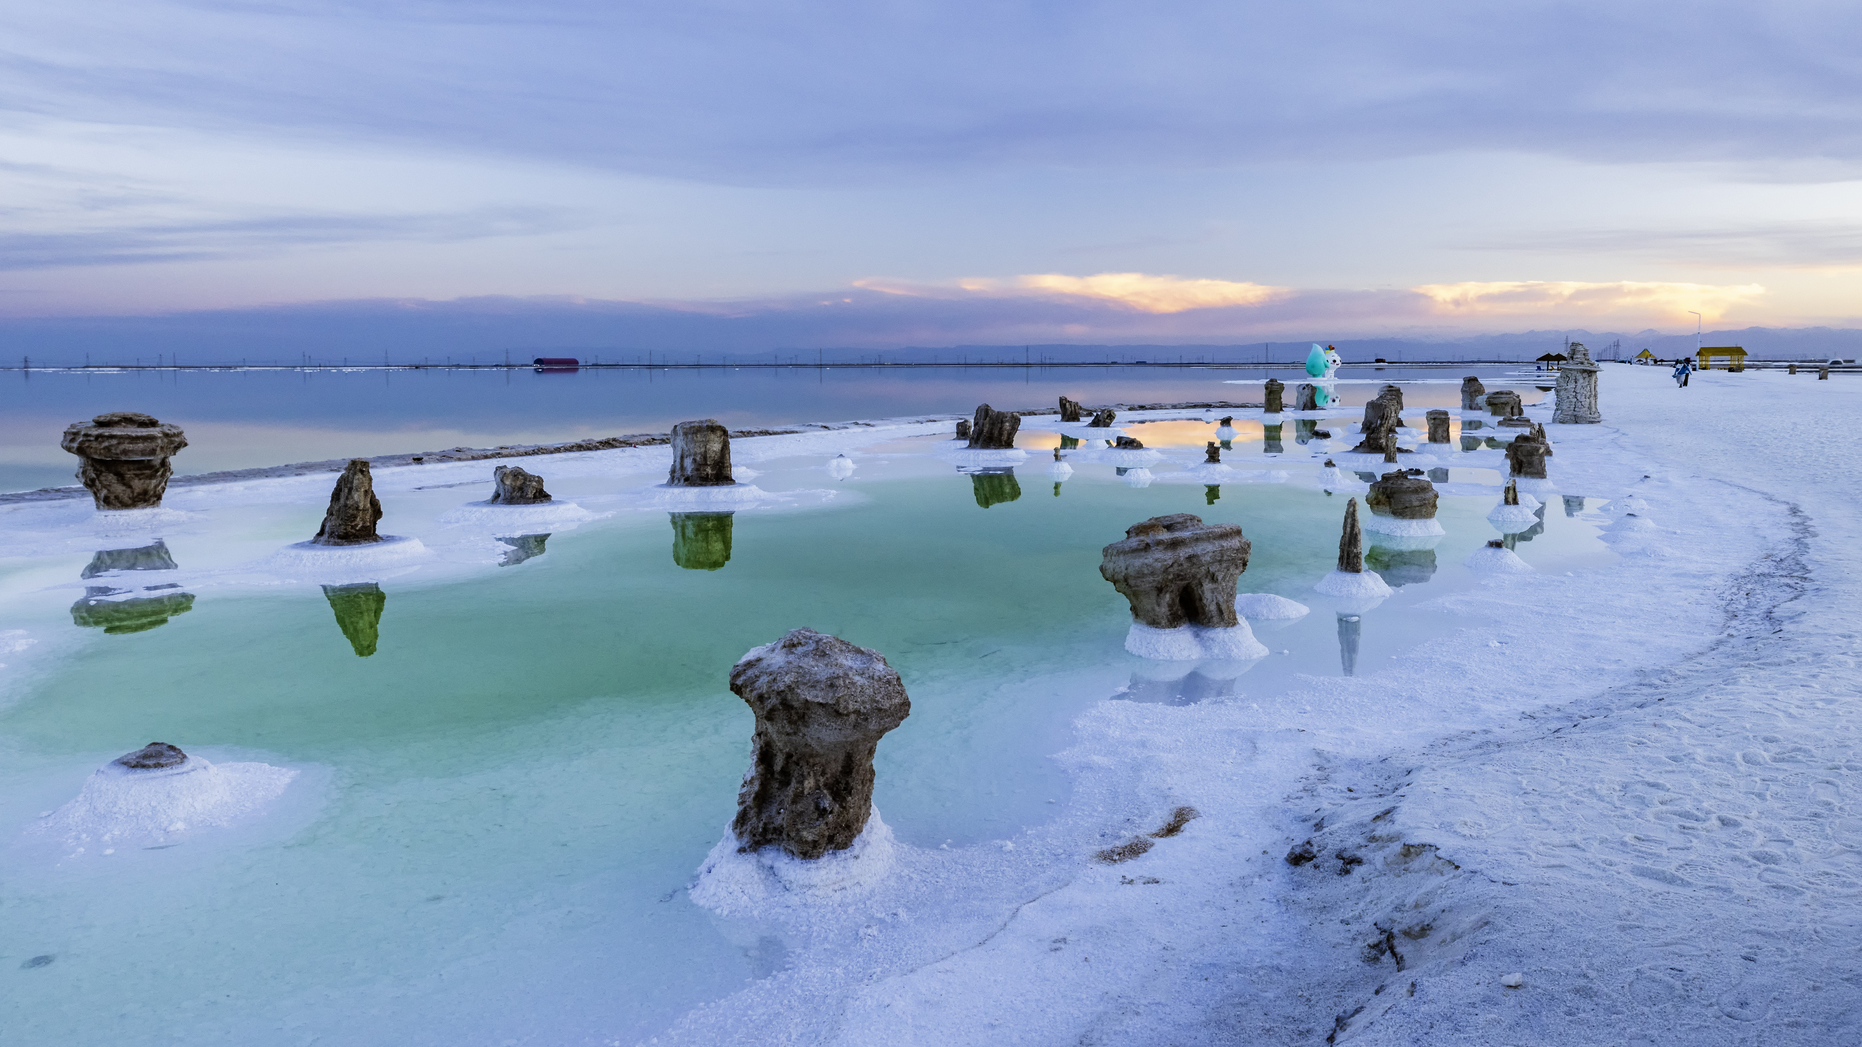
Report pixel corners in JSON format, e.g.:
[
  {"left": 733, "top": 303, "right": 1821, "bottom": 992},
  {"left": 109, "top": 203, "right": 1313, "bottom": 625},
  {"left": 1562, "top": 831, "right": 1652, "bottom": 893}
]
[{"left": 4, "top": 0, "right": 1862, "bottom": 348}]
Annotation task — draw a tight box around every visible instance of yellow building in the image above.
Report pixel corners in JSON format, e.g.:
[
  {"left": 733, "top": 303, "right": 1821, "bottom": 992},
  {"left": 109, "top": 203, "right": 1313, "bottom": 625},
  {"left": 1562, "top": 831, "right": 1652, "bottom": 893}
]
[{"left": 1697, "top": 346, "right": 1747, "bottom": 371}]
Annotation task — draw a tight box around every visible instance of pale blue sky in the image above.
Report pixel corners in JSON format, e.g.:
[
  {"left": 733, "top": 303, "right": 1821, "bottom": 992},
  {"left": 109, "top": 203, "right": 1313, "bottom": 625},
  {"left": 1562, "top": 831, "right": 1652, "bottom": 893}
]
[{"left": 4, "top": 0, "right": 1861, "bottom": 342}]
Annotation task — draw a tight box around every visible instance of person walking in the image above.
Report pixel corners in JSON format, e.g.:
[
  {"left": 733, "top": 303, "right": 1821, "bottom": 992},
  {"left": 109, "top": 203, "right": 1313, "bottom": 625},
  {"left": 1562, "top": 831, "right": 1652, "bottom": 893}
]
[{"left": 1672, "top": 357, "right": 1693, "bottom": 388}]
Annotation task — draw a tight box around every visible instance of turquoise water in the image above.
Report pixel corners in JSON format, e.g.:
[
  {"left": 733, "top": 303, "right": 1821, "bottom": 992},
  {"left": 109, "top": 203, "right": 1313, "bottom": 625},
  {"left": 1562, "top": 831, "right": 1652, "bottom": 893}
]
[{"left": 0, "top": 399, "right": 1592, "bottom": 1045}]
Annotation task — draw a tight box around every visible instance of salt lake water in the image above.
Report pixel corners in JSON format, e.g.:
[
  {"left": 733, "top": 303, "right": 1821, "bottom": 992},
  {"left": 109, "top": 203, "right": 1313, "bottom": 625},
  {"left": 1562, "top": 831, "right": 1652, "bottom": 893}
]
[{"left": 0, "top": 370, "right": 1588, "bottom": 1045}]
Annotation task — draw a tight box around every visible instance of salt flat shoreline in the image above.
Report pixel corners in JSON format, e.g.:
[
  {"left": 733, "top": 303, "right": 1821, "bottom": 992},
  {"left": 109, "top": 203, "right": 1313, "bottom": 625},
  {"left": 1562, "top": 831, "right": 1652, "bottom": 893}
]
[{"left": 0, "top": 399, "right": 1261, "bottom": 503}]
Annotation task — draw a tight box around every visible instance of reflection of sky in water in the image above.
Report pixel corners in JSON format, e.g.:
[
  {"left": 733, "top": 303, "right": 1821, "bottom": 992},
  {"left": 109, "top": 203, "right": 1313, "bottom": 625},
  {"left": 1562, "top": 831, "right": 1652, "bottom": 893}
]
[
  {"left": 1, "top": 414, "right": 1601, "bottom": 1046},
  {"left": 3, "top": 366, "right": 1546, "bottom": 493}
]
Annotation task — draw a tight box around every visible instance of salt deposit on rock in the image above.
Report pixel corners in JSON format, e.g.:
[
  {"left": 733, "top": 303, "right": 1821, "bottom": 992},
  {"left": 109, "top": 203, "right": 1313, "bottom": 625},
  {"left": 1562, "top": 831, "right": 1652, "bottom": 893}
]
[
  {"left": 1552, "top": 343, "right": 1602, "bottom": 424},
  {"left": 1365, "top": 470, "right": 1444, "bottom": 536},
  {"left": 1485, "top": 390, "right": 1525, "bottom": 418},
  {"left": 1314, "top": 498, "right": 1394, "bottom": 600},
  {"left": 724, "top": 628, "right": 912, "bottom": 860},
  {"left": 35, "top": 742, "right": 297, "bottom": 848},
  {"left": 1088, "top": 408, "right": 1117, "bottom": 428},
  {"left": 1124, "top": 620, "right": 1269, "bottom": 661},
  {"left": 690, "top": 810, "right": 898, "bottom": 913},
  {"left": 1466, "top": 539, "right": 1534, "bottom": 573},
  {"left": 61, "top": 412, "right": 189, "bottom": 510},
  {"left": 1100, "top": 514, "right": 1250, "bottom": 629},
  {"left": 1460, "top": 375, "right": 1487, "bottom": 410}
]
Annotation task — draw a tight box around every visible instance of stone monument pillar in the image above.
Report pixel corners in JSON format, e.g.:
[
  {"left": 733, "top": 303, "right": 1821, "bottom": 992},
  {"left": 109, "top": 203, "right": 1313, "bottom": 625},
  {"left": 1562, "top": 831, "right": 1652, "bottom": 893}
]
[{"left": 1552, "top": 343, "right": 1602, "bottom": 423}]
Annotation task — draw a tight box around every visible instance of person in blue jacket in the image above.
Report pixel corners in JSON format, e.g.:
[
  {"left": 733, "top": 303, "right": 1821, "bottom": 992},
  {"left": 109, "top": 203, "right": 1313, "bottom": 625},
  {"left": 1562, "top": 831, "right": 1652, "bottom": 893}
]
[{"left": 1672, "top": 357, "right": 1693, "bottom": 388}]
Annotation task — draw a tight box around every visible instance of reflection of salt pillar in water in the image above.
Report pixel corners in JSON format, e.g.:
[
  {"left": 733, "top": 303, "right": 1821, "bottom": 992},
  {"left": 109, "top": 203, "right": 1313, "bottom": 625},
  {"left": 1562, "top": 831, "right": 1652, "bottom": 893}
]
[
  {"left": 322, "top": 582, "right": 386, "bottom": 657},
  {"left": 1337, "top": 613, "right": 1362, "bottom": 675},
  {"left": 497, "top": 534, "right": 549, "bottom": 566},
  {"left": 82, "top": 540, "right": 179, "bottom": 577},
  {"left": 1205, "top": 485, "right": 1220, "bottom": 505},
  {"left": 1295, "top": 418, "right": 1319, "bottom": 444},
  {"left": 669, "top": 420, "right": 735, "bottom": 486},
  {"left": 671, "top": 512, "right": 734, "bottom": 570},
  {"left": 1563, "top": 495, "right": 1585, "bottom": 517},
  {"left": 729, "top": 628, "right": 911, "bottom": 859},
  {"left": 70, "top": 590, "right": 195, "bottom": 634},
  {"left": 970, "top": 470, "right": 1021, "bottom": 508},
  {"left": 1263, "top": 423, "right": 1284, "bottom": 454}
]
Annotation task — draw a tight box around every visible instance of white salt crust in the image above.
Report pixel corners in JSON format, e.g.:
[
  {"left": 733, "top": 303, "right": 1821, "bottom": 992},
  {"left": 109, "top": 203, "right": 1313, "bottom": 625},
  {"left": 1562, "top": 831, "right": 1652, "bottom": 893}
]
[
  {"left": 1123, "top": 469, "right": 1154, "bottom": 488},
  {"left": 1124, "top": 621, "right": 1270, "bottom": 661},
  {"left": 1048, "top": 462, "right": 1074, "bottom": 480},
  {"left": 689, "top": 811, "right": 897, "bottom": 915},
  {"left": 1360, "top": 514, "right": 1446, "bottom": 537},
  {"left": 1235, "top": 593, "right": 1311, "bottom": 620},
  {"left": 1486, "top": 504, "right": 1542, "bottom": 530},
  {"left": 1313, "top": 568, "right": 1393, "bottom": 600},
  {"left": 937, "top": 447, "right": 1029, "bottom": 468},
  {"left": 34, "top": 756, "right": 297, "bottom": 847},
  {"left": 827, "top": 456, "right": 855, "bottom": 480},
  {"left": 639, "top": 483, "right": 777, "bottom": 508},
  {"left": 266, "top": 535, "right": 430, "bottom": 578},
  {"left": 436, "top": 500, "right": 597, "bottom": 530}
]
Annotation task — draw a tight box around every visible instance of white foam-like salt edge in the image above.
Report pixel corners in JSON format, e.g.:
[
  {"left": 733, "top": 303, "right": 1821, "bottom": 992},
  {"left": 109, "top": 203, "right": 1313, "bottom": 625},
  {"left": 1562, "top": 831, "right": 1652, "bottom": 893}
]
[
  {"left": 1360, "top": 514, "right": 1446, "bottom": 537},
  {"left": 1487, "top": 505, "right": 1542, "bottom": 530},
  {"left": 1514, "top": 477, "right": 1558, "bottom": 497},
  {"left": 1096, "top": 448, "right": 1164, "bottom": 468},
  {"left": 265, "top": 535, "right": 430, "bottom": 575},
  {"left": 1235, "top": 593, "right": 1310, "bottom": 620},
  {"left": 827, "top": 456, "right": 855, "bottom": 480},
  {"left": 1316, "top": 467, "right": 1361, "bottom": 489},
  {"left": 435, "top": 500, "right": 597, "bottom": 529},
  {"left": 1314, "top": 568, "right": 1393, "bottom": 599},
  {"left": 1365, "top": 531, "right": 1442, "bottom": 552},
  {"left": 1123, "top": 468, "right": 1154, "bottom": 488},
  {"left": 1215, "top": 426, "right": 1237, "bottom": 439},
  {"left": 1124, "top": 621, "right": 1270, "bottom": 661},
  {"left": 1465, "top": 545, "right": 1535, "bottom": 573},
  {"left": 637, "top": 483, "right": 776, "bottom": 508},
  {"left": 87, "top": 507, "right": 197, "bottom": 537},
  {"left": 1049, "top": 461, "right": 1074, "bottom": 480},
  {"left": 689, "top": 811, "right": 897, "bottom": 915},
  {"left": 34, "top": 756, "right": 298, "bottom": 846},
  {"left": 937, "top": 447, "right": 1028, "bottom": 468}
]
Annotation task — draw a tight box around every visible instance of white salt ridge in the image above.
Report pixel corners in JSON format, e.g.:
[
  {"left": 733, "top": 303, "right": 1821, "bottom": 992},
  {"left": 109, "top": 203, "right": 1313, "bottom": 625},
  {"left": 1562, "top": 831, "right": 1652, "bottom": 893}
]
[
  {"left": 1360, "top": 514, "right": 1446, "bottom": 537},
  {"left": 638, "top": 482, "right": 778, "bottom": 508},
  {"left": 689, "top": 812, "right": 897, "bottom": 916},
  {"left": 88, "top": 507, "right": 197, "bottom": 537},
  {"left": 1364, "top": 531, "right": 1441, "bottom": 552},
  {"left": 1465, "top": 544, "right": 1534, "bottom": 573},
  {"left": 1122, "top": 468, "right": 1154, "bottom": 488},
  {"left": 264, "top": 535, "right": 431, "bottom": 580},
  {"left": 1048, "top": 461, "right": 1073, "bottom": 480},
  {"left": 35, "top": 755, "right": 297, "bottom": 848},
  {"left": 436, "top": 500, "right": 598, "bottom": 530},
  {"left": 1124, "top": 621, "right": 1269, "bottom": 661},
  {"left": 937, "top": 447, "right": 1028, "bottom": 468},
  {"left": 1235, "top": 593, "right": 1310, "bottom": 619},
  {"left": 1097, "top": 448, "right": 1165, "bottom": 468}
]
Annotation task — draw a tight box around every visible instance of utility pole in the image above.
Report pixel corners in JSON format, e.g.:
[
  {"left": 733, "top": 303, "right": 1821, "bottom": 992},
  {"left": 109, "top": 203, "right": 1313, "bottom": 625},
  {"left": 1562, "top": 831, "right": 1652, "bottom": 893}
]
[{"left": 1688, "top": 311, "right": 1702, "bottom": 364}]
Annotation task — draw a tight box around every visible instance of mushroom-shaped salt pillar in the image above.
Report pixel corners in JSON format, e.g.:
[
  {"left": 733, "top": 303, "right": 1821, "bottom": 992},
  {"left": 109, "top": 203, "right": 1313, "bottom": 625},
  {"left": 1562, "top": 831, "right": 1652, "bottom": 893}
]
[
  {"left": 728, "top": 628, "right": 912, "bottom": 859},
  {"left": 1100, "top": 514, "right": 1265, "bottom": 660},
  {"left": 61, "top": 412, "right": 189, "bottom": 510},
  {"left": 1364, "top": 470, "right": 1444, "bottom": 536}
]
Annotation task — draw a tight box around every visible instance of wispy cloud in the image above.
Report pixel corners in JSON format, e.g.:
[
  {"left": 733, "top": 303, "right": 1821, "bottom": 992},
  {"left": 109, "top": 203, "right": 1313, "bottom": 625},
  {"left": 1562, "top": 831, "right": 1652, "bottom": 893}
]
[
  {"left": 1412, "top": 280, "right": 1767, "bottom": 323},
  {"left": 856, "top": 272, "right": 1285, "bottom": 313}
]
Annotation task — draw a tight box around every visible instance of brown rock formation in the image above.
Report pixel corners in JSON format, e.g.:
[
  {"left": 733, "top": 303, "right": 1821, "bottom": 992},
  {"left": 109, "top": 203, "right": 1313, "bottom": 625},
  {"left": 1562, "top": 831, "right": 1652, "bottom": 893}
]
[
  {"left": 1099, "top": 514, "right": 1251, "bottom": 629},
  {"left": 1506, "top": 430, "right": 1550, "bottom": 479},
  {"left": 311, "top": 460, "right": 384, "bottom": 545},
  {"left": 1367, "top": 471, "right": 1440, "bottom": 519},
  {"left": 728, "top": 628, "right": 912, "bottom": 859},
  {"left": 1059, "top": 396, "right": 1085, "bottom": 422},
  {"left": 1296, "top": 384, "right": 1320, "bottom": 411},
  {"left": 1338, "top": 499, "right": 1364, "bottom": 572},
  {"left": 1263, "top": 379, "right": 1285, "bottom": 413},
  {"left": 60, "top": 412, "right": 189, "bottom": 510},
  {"left": 668, "top": 419, "right": 735, "bottom": 486},
  {"left": 955, "top": 419, "right": 972, "bottom": 439},
  {"left": 1426, "top": 410, "right": 1451, "bottom": 443},
  {"left": 1205, "top": 442, "right": 1221, "bottom": 464},
  {"left": 489, "top": 465, "right": 552, "bottom": 504},
  {"left": 967, "top": 404, "right": 1022, "bottom": 449},
  {"left": 1484, "top": 391, "right": 1524, "bottom": 418},
  {"left": 113, "top": 742, "right": 188, "bottom": 770},
  {"left": 1088, "top": 408, "right": 1118, "bottom": 428},
  {"left": 1114, "top": 435, "right": 1145, "bottom": 449}
]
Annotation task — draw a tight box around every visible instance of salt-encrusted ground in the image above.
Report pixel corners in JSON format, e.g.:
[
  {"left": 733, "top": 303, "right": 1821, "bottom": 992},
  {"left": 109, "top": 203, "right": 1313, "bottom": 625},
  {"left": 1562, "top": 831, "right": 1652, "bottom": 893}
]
[{"left": 655, "top": 366, "right": 1862, "bottom": 1046}]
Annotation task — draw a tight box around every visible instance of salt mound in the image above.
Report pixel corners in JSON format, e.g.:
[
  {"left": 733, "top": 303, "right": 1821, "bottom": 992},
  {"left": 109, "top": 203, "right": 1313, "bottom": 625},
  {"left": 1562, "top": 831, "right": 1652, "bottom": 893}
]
[
  {"left": 938, "top": 448, "right": 1028, "bottom": 468},
  {"left": 36, "top": 753, "right": 297, "bottom": 848},
  {"left": 640, "top": 483, "right": 775, "bottom": 509},
  {"left": 1314, "top": 569, "right": 1393, "bottom": 600},
  {"left": 1235, "top": 593, "right": 1310, "bottom": 620},
  {"left": 1123, "top": 468, "right": 1154, "bottom": 488},
  {"left": 689, "top": 811, "right": 897, "bottom": 915},
  {"left": 1466, "top": 544, "right": 1534, "bottom": 573},
  {"left": 1360, "top": 515, "right": 1446, "bottom": 537},
  {"left": 266, "top": 535, "right": 429, "bottom": 578},
  {"left": 1124, "top": 621, "right": 1269, "bottom": 661},
  {"left": 1487, "top": 504, "right": 1541, "bottom": 530},
  {"left": 827, "top": 455, "right": 855, "bottom": 480},
  {"left": 1049, "top": 461, "right": 1074, "bottom": 480}
]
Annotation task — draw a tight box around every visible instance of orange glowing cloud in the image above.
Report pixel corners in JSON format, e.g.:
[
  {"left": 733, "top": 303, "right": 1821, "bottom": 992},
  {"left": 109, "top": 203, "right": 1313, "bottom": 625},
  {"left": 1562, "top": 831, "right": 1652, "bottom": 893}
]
[
  {"left": 1412, "top": 280, "right": 1766, "bottom": 322},
  {"left": 856, "top": 273, "right": 1286, "bottom": 313}
]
